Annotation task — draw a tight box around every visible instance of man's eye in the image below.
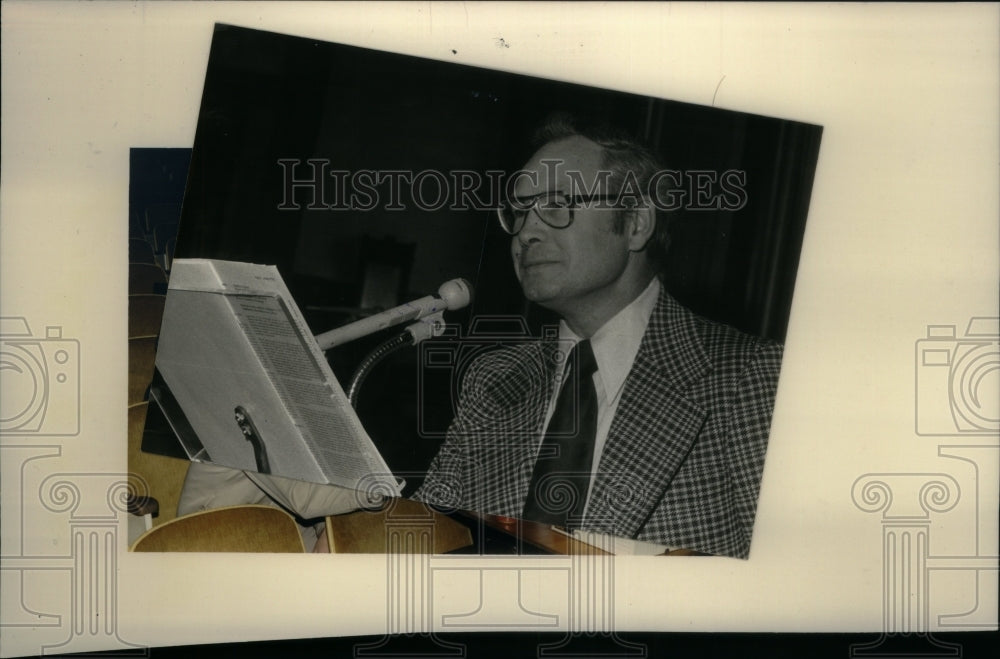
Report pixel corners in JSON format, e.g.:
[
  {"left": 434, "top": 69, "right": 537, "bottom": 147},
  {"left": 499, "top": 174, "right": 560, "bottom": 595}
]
[{"left": 541, "top": 195, "right": 572, "bottom": 209}]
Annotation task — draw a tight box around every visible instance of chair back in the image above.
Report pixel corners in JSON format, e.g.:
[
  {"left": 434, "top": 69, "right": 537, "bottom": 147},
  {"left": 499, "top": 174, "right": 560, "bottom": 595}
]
[
  {"left": 128, "top": 402, "right": 189, "bottom": 525},
  {"left": 128, "top": 336, "right": 157, "bottom": 405},
  {"left": 129, "top": 263, "right": 168, "bottom": 295},
  {"left": 324, "top": 498, "right": 472, "bottom": 554},
  {"left": 128, "top": 294, "right": 166, "bottom": 338},
  {"left": 129, "top": 239, "right": 156, "bottom": 264},
  {"left": 131, "top": 504, "right": 305, "bottom": 552}
]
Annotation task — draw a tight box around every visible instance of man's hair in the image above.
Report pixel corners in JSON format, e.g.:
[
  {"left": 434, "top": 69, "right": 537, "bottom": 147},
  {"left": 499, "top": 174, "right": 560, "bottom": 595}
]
[{"left": 531, "top": 113, "right": 672, "bottom": 269}]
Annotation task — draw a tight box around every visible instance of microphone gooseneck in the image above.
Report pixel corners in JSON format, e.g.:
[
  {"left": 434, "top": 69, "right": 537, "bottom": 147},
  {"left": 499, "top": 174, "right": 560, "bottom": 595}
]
[
  {"left": 331, "top": 278, "right": 474, "bottom": 408},
  {"left": 346, "top": 332, "right": 413, "bottom": 409}
]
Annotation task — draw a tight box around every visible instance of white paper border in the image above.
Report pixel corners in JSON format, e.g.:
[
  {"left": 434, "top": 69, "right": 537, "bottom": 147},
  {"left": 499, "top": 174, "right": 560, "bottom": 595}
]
[{"left": 2, "top": 2, "right": 997, "bottom": 656}]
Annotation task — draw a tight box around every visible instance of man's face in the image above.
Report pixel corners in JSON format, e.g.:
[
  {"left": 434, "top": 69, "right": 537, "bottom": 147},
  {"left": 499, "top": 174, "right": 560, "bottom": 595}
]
[{"left": 509, "top": 136, "right": 633, "bottom": 320}]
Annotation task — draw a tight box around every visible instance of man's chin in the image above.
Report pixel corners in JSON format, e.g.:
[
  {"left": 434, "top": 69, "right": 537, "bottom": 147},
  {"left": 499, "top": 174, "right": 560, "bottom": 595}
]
[
  {"left": 521, "top": 290, "right": 568, "bottom": 318},
  {"left": 519, "top": 281, "right": 558, "bottom": 306}
]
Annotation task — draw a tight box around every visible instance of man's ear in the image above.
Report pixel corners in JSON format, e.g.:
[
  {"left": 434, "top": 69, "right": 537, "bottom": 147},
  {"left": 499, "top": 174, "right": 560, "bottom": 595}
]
[{"left": 626, "top": 206, "right": 656, "bottom": 252}]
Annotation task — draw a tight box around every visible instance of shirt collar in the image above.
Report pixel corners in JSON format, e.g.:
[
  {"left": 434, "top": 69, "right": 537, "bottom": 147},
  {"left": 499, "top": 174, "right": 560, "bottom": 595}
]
[{"left": 557, "top": 277, "right": 661, "bottom": 400}]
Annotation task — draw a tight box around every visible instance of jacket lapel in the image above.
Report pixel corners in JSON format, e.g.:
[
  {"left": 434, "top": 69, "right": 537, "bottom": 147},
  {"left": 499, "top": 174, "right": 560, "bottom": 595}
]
[
  {"left": 585, "top": 290, "right": 712, "bottom": 537},
  {"left": 474, "top": 340, "right": 560, "bottom": 516}
]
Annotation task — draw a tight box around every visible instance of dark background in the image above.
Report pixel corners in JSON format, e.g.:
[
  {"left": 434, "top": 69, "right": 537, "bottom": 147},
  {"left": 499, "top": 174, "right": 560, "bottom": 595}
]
[{"left": 142, "top": 23, "right": 821, "bottom": 495}]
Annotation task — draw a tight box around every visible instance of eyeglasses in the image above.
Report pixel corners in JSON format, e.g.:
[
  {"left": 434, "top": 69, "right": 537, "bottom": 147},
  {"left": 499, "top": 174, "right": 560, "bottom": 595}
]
[{"left": 496, "top": 191, "right": 624, "bottom": 235}]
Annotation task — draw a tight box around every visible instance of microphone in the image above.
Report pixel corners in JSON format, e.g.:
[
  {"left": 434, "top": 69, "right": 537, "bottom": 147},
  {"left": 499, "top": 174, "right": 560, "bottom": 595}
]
[{"left": 315, "top": 278, "right": 472, "bottom": 351}]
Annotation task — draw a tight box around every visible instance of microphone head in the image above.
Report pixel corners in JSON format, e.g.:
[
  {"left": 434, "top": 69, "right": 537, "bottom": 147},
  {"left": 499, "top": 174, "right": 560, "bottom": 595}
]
[{"left": 438, "top": 278, "right": 473, "bottom": 310}]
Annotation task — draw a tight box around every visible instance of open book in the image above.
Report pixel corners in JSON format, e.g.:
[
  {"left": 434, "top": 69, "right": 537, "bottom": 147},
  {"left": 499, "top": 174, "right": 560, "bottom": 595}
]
[{"left": 153, "top": 258, "right": 400, "bottom": 495}]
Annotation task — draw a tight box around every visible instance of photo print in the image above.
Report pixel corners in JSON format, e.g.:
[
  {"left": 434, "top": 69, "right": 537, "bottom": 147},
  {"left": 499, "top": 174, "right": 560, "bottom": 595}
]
[{"left": 130, "top": 23, "right": 821, "bottom": 558}]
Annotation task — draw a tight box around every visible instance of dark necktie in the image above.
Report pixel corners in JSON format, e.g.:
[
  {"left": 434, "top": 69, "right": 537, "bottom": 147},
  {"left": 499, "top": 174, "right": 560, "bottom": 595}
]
[{"left": 521, "top": 339, "right": 599, "bottom": 528}]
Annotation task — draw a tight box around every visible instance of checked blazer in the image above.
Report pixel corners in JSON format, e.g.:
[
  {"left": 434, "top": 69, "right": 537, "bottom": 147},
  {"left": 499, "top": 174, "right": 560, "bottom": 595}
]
[{"left": 412, "top": 287, "right": 783, "bottom": 558}]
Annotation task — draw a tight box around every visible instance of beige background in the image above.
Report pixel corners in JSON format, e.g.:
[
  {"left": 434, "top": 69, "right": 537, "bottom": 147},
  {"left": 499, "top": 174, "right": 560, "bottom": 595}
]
[{"left": 1, "top": 2, "right": 997, "bottom": 655}]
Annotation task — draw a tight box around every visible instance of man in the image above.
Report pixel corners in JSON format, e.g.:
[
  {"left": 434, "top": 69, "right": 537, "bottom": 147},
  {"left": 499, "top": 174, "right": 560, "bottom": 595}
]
[
  {"left": 179, "top": 117, "right": 781, "bottom": 558},
  {"left": 411, "top": 118, "right": 783, "bottom": 559}
]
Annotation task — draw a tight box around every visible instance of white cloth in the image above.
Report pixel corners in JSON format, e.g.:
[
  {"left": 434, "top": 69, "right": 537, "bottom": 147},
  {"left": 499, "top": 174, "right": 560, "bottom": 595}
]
[{"left": 177, "top": 461, "right": 365, "bottom": 551}]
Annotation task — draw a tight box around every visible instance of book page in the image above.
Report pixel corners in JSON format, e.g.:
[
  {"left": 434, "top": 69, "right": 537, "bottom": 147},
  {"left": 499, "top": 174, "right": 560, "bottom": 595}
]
[
  {"left": 155, "top": 258, "right": 399, "bottom": 493},
  {"left": 228, "top": 293, "right": 388, "bottom": 480}
]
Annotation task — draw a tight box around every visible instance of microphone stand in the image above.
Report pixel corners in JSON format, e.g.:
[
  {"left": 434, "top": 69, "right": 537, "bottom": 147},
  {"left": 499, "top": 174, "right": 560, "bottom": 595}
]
[
  {"left": 345, "top": 311, "right": 446, "bottom": 409},
  {"left": 318, "top": 278, "right": 471, "bottom": 408}
]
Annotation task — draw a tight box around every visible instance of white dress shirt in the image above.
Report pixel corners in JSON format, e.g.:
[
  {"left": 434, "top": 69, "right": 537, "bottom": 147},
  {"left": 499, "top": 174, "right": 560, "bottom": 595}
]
[{"left": 537, "top": 277, "right": 661, "bottom": 512}]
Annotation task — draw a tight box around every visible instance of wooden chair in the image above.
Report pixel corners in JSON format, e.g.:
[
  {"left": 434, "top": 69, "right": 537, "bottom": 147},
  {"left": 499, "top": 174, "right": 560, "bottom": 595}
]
[
  {"left": 323, "top": 498, "right": 472, "bottom": 554},
  {"left": 357, "top": 235, "right": 416, "bottom": 311},
  {"left": 130, "top": 505, "right": 305, "bottom": 552},
  {"left": 129, "top": 238, "right": 156, "bottom": 264},
  {"left": 128, "top": 336, "right": 157, "bottom": 405},
  {"left": 152, "top": 222, "right": 178, "bottom": 255},
  {"left": 129, "top": 209, "right": 146, "bottom": 239},
  {"left": 129, "top": 263, "right": 168, "bottom": 295},
  {"left": 143, "top": 203, "right": 182, "bottom": 235},
  {"left": 128, "top": 294, "right": 166, "bottom": 339},
  {"left": 128, "top": 402, "right": 189, "bottom": 526},
  {"left": 163, "top": 237, "right": 176, "bottom": 273}
]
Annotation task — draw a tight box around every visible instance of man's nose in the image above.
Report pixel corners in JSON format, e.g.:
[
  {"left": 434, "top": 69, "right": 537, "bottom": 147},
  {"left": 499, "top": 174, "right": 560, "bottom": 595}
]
[{"left": 516, "top": 207, "right": 549, "bottom": 244}]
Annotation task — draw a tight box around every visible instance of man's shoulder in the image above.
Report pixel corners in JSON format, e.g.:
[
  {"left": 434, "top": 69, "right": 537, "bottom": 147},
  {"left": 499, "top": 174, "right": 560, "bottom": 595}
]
[
  {"left": 652, "top": 290, "right": 783, "bottom": 370},
  {"left": 694, "top": 312, "right": 782, "bottom": 362}
]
